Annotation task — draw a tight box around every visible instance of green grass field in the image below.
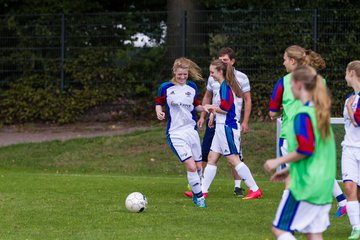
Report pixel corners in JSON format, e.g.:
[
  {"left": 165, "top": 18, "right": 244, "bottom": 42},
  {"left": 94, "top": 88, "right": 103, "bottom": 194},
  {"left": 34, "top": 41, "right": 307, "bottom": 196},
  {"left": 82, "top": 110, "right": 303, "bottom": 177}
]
[{"left": 0, "top": 121, "right": 350, "bottom": 239}]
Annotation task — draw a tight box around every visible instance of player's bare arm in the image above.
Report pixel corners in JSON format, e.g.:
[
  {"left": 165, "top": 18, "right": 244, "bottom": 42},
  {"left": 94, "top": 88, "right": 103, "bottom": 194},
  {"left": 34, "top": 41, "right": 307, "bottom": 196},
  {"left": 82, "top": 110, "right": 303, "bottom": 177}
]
[
  {"left": 197, "top": 89, "right": 213, "bottom": 129},
  {"left": 241, "top": 91, "right": 251, "bottom": 134}
]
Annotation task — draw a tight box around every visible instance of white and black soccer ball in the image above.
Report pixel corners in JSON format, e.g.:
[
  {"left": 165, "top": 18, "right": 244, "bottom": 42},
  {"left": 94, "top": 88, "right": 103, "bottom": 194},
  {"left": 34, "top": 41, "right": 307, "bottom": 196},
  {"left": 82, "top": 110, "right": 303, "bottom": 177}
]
[{"left": 125, "top": 192, "right": 148, "bottom": 213}]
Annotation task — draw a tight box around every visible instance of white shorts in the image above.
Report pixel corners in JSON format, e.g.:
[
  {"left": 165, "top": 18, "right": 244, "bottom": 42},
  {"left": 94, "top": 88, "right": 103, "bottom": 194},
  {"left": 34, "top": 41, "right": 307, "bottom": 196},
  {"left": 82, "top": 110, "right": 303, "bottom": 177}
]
[
  {"left": 278, "top": 138, "right": 289, "bottom": 171},
  {"left": 210, "top": 124, "right": 240, "bottom": 156},
  {"left": 341, "top": 146, "right": 360, "bottom": 185},
  {"left": 273, "top": 190, "right": 331, "bottom": 234},
  {"left": 167, "top": 128, "right": 202, "bottom": 163}
]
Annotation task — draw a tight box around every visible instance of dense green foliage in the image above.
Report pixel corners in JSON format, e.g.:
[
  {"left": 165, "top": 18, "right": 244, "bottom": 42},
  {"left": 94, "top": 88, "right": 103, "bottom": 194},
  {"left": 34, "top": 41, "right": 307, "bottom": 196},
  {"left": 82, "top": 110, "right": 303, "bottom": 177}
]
[{"left": 0, "top": 1, "right": 359, "bottom": 123}]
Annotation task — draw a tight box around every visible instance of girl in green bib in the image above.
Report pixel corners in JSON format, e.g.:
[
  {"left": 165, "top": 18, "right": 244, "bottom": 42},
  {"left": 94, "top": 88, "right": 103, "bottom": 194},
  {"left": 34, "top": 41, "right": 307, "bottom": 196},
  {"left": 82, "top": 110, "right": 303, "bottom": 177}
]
[{"left": 264, "top": 65, "right": 336, "bottom": 240}]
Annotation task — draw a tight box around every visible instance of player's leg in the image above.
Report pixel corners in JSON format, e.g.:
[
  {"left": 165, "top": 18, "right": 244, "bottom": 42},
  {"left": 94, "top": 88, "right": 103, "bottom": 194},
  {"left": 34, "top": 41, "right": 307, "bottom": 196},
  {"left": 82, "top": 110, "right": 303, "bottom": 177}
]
[
  {"left": 201, "top": 119, "right": 216, "bottom": 169},
  {"left": 233, "top": 139, "right": 244, "bottom": 197},
  {"left": 333, "top": 179, "right": 347, "bottom": 217},
  {"left": 201, "top": 151, "right": 221, "bottom": 195},
  {"left": 272, "top": 228, "right": 296, "bottom": 240},
  {"left": 226, "top": 154, "right": 262, "bottom": 199},
  {"left": 342, "top": 146, "right": 360, "bottom": 238},
  {"left": 184, "top": 128, "right": 207, "bottom": 198},
  {"left": 222, "top": 125, "right": 261, "bottom": 199},
  {"left": 305, "top": 233, "right": 323, "bottom": 240},
  {"left": 183, "top": 158, "right": 206, "bottom": 208}
]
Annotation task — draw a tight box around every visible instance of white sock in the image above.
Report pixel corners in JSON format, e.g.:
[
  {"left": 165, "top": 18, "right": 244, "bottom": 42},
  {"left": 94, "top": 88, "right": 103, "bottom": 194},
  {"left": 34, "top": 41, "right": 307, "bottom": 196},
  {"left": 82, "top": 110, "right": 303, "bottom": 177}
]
[
  {"left": 277, "top": 232, "right": 296, "bottom": 240},
  {"left": 347, "top": 201, "right": 360, "bottom": 229},
  {"left": 234, "top": 180, "right": 241, "bottom": 188},
  {"left": 187, "top": 171, "right": 202, "bottom": 195},
  {"left": 235, "top": 162, "right": 259, "bottom": 192},
  {"left": 202, "top": 164, "right": 217, "bottom": 193},
  {"left": 333, "top": 180, "right": 347, "bottom": 207},
  {"left": 197, "top": 168, "right": 203, "bottom": 185}
]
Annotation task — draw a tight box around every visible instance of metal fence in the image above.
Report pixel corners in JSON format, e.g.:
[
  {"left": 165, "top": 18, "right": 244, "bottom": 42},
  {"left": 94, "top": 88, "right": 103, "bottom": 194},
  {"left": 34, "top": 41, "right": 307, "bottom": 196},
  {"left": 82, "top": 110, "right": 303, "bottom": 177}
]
[{"left": 0, "top": 9, "right": 359, "bottom": 89}]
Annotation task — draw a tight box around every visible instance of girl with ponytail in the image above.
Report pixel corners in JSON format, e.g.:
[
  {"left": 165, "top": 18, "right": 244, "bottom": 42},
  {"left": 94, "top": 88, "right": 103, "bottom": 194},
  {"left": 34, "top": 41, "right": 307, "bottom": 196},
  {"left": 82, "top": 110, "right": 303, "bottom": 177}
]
[
  {"left": 200, "top": 59, "right": 262, "bottom": 200},
  {"left": 264, "top": 65, "right": 336, "bottom": 240}
]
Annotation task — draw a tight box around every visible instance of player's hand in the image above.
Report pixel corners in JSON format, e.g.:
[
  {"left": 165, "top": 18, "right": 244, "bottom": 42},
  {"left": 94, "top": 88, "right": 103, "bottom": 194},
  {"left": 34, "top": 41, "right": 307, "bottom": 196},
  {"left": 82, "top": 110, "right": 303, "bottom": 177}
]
[
  {"left": 208, "top": 118, "right": 214, "bottom": 128},
  {"left": 263, "top": 158, "right": 279, "bottom": 172},
  {"left": 197, "top": 117, "right": 205, "bottom": 129},
  {"left": 241, "top": 122, "right": 249, "bottom": 134},
  {"left": 270, "top": 168, "right": 289, "bottom": 182},
  {"left": 156, "top": 111, "right": 165, "bottom": 120},
  {"left": 204, "top": 104, "right": 216, "bottom": 114}
]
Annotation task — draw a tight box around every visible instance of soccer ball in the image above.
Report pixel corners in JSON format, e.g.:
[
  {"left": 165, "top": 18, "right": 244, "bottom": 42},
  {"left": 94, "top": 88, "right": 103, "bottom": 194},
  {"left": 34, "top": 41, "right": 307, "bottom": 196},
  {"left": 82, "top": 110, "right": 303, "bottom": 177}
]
[{"left": 125, "top": 192, "right": 148, "bottom": 213}]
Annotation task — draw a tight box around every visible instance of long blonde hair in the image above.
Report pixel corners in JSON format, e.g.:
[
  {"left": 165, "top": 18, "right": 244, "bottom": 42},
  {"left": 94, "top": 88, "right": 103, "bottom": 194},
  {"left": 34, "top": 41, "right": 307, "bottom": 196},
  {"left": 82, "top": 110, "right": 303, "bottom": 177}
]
[
  {"left": 292, "top": 65, "right": 331, "bottom": 139},
  {"left": 210, "top": 59, "right": 242, "bottom": 98},
  {"left": 171, "top": 57, "right": 203, "bottom": 84}
]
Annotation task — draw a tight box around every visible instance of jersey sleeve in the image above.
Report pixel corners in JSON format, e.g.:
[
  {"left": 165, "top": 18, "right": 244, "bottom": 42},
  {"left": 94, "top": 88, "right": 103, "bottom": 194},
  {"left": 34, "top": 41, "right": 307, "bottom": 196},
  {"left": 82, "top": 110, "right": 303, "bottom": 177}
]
[
  {"left": 293, "top": 113, "right": 315, "bottom": 156},
  {"left": 155, "top": 83, "right": 167, "bottom": 106},
  {"left": 219, "top": 85, "right": 233, "bottom": 112},
  {"left": 206, "top": 76, "right": 214, "bottom": 93},
  {"left": 354, "top": 95, "right": 360, "bottom": 125},
  {"left": 269, "top": 77, "right": 284, "bottom": 112},
  {"left": 241, "top": 78, "right": 251, "bottom": 93}
]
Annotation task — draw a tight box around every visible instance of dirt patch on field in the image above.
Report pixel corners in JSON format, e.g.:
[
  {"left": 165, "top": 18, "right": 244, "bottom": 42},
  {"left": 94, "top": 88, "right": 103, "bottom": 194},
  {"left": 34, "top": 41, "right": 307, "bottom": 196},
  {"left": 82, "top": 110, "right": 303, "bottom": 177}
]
[{"left": 0, "top": 122, "right": 154, "bottom": 147}]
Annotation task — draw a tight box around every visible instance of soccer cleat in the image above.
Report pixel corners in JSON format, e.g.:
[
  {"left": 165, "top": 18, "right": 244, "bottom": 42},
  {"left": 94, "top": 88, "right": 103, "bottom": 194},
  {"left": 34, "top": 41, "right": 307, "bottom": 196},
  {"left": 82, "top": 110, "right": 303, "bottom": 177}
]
[
  {"left": 234, "top": 187, "right": 245, "bottom": 197},
  {"left": 184, "top": 191, "right": 193, "bottom": 198},
  {"left": 243, "top": 188, "right": 262, "bottom": 200},
  {"left": 334, "top": 205, "right": 347, "bottom": 217},
  {"left": 184, "top": 191, "right": 207, "bottom": 199},
  {"left": 348, "top": 229, "right": 360, "bottom": 239},
  {"left": 194, "top": 196, "right": 207, "bottom": 208}
]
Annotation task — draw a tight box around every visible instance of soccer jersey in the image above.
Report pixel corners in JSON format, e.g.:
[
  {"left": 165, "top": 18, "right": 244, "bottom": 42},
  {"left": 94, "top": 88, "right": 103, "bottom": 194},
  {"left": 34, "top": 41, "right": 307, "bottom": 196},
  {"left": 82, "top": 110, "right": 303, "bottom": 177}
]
[
  {"left": 214, "top": 80, "right": 239, "bottom": 129},
  {"left": 156, "top": 81, "right": 200, "bottom": 135},
  {"left": 342, "top": 92, "right": 360, "bottom": 148},
  {"left": 269, "top": 73, "right": 302, "bottom": 139},
  {"left": 207, "top": 68, "right": 250, "bottom": 121},
  {"left": 286, "top": 103, "right": 336, "bottom": 205}
]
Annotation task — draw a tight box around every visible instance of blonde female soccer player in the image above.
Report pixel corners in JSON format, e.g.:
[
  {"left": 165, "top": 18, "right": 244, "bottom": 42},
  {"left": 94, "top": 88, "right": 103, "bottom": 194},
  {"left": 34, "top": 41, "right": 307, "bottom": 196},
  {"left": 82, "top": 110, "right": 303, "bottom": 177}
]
[
  {"left": 201, "top": 59, "right": 262, "bottom": 200},
  {"left": 155, "top": 57, "right": 208, "bottom": 208},
  {"left": 264, "top": 65, "right": 336, "bottom": 240},
  {"left": 341, "top": 61, "right": 360, "bottom": 239}
]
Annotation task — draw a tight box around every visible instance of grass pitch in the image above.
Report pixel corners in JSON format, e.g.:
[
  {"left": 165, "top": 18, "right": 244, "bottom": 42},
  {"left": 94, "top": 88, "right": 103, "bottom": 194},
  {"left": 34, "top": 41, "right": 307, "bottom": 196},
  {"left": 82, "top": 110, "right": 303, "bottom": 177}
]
[{"left": 0, "top": 121, "right": 350, "bottom": 239}]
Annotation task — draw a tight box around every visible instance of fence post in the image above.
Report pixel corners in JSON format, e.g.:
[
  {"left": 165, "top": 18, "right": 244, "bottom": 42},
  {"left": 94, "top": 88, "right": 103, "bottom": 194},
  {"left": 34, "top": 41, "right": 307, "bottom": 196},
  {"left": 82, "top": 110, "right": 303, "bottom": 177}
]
[
  {"left": 312, "top": 9, "right": 318, "bottom": 51},
  {"left": 181, "top": 10, "right": 187, "bottom": 57},
  {"left": 60, "top": 13, "right": 65, "bottom": 90}
]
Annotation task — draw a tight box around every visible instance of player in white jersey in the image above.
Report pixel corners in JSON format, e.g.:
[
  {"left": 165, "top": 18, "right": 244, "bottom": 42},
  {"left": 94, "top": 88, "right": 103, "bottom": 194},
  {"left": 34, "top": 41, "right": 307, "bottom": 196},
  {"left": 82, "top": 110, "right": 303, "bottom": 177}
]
[
  {"left": 201, "top": 59, "right": 262, "bottom": 200},
  {"left": 340, "top": 61, "right": 360, "bottom": 239},
  {"left": 155, "top": 57, "right": 208, "bottom": 208},
  {"left": 184, "top": 47, "right": 251, "bottom": 198}
]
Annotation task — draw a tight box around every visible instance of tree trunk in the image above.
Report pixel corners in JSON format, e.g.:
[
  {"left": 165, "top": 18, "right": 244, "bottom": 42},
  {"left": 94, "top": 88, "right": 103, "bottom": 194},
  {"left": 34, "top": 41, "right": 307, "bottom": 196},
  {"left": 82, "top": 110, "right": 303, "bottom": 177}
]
[{"left": 166, "top": 0, "right": 207, "bottom": 60}]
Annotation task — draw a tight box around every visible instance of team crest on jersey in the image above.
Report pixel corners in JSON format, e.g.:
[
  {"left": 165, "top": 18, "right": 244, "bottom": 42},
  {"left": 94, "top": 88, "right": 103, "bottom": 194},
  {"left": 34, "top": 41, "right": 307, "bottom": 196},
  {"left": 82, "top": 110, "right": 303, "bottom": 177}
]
[{"left": 185, "top": 91, "right": 192, "bottom": 97}]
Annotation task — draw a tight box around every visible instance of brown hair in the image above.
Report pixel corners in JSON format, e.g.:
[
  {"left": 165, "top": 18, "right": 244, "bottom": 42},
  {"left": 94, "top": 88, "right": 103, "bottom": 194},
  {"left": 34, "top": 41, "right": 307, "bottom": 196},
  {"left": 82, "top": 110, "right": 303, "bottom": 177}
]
[
  {"left": 171, "top": 57, "right": 203, "bottom": 84},
  {"left": 346, "top": 60, "right": 360, "bottom": 77},
  {"left": 218, "top": 47, "right": 236, "bottom": 60},
  {"left": 285, "top": 45, "right": 326, "bottom": 70},
  {"left": 210, "top": 59, "right": 242, "bottom": 98},
  {"left": 305, "top": 49, "right": 326, "bottom": 70},
  {"left": 292, "top": 65, "right": 331, "bottom": 139}
]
